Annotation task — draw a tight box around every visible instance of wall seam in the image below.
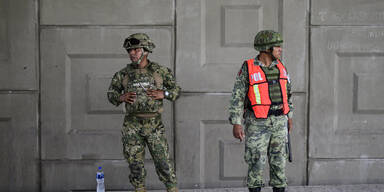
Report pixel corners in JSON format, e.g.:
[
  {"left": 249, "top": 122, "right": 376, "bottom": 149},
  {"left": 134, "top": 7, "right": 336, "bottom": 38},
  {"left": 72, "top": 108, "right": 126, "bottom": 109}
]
[
  {"left": 309, "top": 157, "right": 384, "bottom": 160},
  {"left": 311, "top": 24, "right": 384, "bottom": 27},
  {"left": 39, "top": 24, "right": 174, "bottom": 28},
  {"left": 36, "top": 0, "right": 42, "bottom": 191},
  {"left": 0, "top": 90, "right": 39, "bottom": 93},
  {"left": 173, "top": 0, "right": 178, "bottom": 174},
  {"left": 306, "top": 0, "right": 312, "bottom": 186}
]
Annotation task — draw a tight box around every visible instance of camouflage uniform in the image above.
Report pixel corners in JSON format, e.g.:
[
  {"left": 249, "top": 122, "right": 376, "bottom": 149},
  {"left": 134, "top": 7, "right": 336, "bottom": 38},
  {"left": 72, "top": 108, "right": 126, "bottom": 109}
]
[
  {"left": 107, "top": 33, "right": 180, "bottom": 192},
  {"left": 229, "top": 30, "right": 293, "bottom": 189}
]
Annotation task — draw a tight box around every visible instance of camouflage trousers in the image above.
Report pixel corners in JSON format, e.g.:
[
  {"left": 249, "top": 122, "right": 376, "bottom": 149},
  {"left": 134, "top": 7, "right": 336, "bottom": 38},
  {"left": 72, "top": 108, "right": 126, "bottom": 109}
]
[
  {"left": 121, "top": 115, "right": 177, "bottom": 190},
  {"left": 244, "top": 114, "right": 288, "bottom": 188}
]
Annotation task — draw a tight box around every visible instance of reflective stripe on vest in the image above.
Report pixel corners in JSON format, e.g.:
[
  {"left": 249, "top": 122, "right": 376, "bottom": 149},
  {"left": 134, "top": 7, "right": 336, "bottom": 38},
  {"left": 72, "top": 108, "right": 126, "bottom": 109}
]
[{"left": 247, "top": 59, "right": 290, "bottom": 118}]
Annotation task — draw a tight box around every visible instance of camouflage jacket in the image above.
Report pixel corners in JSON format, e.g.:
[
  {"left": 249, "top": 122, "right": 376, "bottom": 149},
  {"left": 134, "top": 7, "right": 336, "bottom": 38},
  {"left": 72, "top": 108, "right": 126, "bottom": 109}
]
[
  {"left": 229, "top": 57, "right": 294, "bottom": 125},
  {"left": 107, "top": 60, "right": 180, "bottom": 114}
]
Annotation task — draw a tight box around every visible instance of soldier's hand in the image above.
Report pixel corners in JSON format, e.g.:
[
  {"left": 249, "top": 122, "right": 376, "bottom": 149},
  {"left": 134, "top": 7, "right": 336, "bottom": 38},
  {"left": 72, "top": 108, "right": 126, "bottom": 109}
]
[
  {"left": 119, "top": 92, "right": 136, "bottom": 104},
  {"left": 233, "top": 124, "right": 245, "bottom": 142},
  {"left": 146, "top": 89, "right": 164, "bottom": 100},
  {"left": 288, "top": 118, "right": 293, "bottom": 133}
]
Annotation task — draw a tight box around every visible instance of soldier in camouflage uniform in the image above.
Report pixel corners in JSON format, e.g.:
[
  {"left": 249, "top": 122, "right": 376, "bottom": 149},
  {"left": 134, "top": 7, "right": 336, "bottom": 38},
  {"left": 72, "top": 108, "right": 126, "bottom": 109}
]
[
  {"left": 107, "top": 33, "right": 180, "bottom": 192},
  {"left": 229, "top": 30, "right": 294, "bottom": 192}
]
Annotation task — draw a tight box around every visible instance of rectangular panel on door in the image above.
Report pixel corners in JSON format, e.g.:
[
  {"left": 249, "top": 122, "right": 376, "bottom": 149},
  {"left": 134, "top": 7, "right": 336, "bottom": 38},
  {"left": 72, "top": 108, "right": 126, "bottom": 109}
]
[
  {"left": 311, "top": 0, "right": 384, "bottom": 26},
  {"left": 0, "top": 94, "right": 38, "bottom": 191},
  {"left": 40, "top": 0, "right": 174, "bottom": 25},
  {"left": 0, "top": 0, "right": 37, "bottom": 90},
  {"left": 176, "top": 94, "right": 247, "bottom": 188}
]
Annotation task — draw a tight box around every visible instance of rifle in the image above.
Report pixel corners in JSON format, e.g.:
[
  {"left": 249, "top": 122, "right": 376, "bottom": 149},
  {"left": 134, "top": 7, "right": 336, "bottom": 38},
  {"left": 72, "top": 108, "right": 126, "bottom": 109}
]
[{"left": 287, "top": 130, "right": 292, "bottom": 162}]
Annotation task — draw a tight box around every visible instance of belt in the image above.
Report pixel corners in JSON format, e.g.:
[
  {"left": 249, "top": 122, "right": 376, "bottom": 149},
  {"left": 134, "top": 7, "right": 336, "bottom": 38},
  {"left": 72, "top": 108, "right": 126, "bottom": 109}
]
[{"left": 268, "top": 109, "right": 284, "bottom": 116}]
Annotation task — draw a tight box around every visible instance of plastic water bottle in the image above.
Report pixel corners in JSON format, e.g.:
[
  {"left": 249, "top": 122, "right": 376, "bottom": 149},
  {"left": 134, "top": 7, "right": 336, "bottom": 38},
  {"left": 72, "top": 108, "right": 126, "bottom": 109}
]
[{"left": 96, "top": 166, "right": 105, "bottom": 192}]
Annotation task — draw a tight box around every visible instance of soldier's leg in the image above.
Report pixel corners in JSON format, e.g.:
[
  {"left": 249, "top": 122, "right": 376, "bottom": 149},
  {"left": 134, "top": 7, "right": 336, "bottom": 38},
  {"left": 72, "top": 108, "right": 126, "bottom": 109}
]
[
  {"left": 244, "top": 119, "right": 271, "bottom": 188},
  {"left": 122, "top": 117, "right": 147, "bottom": 190},
  {"left": 268, "top": 115, "right": 288, "bottom": 188},
  {"left": 145, "top": 116, "right": 177, "bottom": 191}
]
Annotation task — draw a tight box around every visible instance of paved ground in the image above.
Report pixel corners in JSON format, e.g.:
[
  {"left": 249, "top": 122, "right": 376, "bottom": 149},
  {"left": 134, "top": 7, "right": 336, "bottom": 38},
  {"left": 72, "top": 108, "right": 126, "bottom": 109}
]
[{"left": 108, "top": 184, "right": 384, "bottom": 192}]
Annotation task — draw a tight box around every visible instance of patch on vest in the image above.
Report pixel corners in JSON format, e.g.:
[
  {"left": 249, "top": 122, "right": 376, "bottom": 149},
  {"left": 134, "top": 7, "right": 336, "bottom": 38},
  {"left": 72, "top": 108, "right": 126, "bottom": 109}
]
[{"left": 251, "top": 72, "right": 263, "bottom": 81}]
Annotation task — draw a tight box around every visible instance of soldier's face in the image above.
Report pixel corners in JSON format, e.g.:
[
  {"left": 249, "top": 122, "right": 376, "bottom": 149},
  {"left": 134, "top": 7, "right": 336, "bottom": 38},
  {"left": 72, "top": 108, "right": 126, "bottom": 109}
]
[
  {"left": 272, "top": 46, "right": 282, "bottom": 60},
  {"left": 128, "top": 48, "right": 143, "bottom": 62}
]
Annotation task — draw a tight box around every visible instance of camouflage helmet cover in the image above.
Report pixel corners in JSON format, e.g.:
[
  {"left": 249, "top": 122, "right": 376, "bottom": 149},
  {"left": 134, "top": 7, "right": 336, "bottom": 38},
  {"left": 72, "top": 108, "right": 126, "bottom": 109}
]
[
  {"left": 254, "top": 30, "right": 283, "bottom": 51},
  {"left": 123, "top": 33, "right": 156, "bottom": 52}
]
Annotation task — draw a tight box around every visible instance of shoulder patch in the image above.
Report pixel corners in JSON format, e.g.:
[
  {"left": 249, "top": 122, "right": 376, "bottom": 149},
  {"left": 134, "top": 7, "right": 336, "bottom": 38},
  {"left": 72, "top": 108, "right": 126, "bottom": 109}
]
[{"left": 237, "top": 69, "right": 242, "bottom": 76}]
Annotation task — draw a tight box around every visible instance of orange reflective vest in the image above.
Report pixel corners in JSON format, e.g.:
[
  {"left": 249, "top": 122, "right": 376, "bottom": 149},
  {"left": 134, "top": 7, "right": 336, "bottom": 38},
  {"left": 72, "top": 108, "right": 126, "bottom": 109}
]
[{"left": 247, "top": 59, "right": 290, "bottom": 118}]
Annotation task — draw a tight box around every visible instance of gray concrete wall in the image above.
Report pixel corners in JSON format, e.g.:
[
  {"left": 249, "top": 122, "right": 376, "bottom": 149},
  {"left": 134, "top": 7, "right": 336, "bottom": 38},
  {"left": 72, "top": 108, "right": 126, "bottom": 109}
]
[
  {"left": 0, "top": 0, "right": 39, "bottom": 192},
  {"left": 1, "top": 0, "right": 384, "bottom": 191},
  {"left": 309, "top": 0, "right": 384, "bottom": 185}
]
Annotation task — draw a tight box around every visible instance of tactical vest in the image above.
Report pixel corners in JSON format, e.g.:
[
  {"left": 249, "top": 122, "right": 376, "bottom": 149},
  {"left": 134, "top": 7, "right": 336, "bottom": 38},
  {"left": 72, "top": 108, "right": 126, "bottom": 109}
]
[
  {"left": 247, "top": 59, "right": 290, "bottom": 118},
  {"left": 122, "top": 62, "right": 164, "bottom": 114}
]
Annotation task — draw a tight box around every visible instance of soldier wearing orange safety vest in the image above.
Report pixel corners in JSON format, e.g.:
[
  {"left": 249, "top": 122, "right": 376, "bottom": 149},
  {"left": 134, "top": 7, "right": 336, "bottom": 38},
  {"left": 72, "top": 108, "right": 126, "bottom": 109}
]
[
  {"left": 247, "top": 58, "right": 290, "bottom": 119},
  {"left": 229, "top": 30, "right": 294, "bottom": 192}
]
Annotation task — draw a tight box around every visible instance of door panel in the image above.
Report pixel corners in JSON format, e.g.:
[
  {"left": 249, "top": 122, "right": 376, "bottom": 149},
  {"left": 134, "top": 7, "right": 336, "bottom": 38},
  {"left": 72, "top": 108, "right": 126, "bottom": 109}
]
[
  {"left": 0, "top": 0, "right": 39, "bottom": 191},
  {"left": 0, "top": 94, "right": 38, "bottom": 191},
  {"left": 311, "top": 0, "right": 384, "bottom": 26},
  {"left": 41, "top": 27, "right": 174, "bottom": 191},
  {"left": 176, "top": 94, "right": 244, "bottom": 188},
  {"left": 0, "top": 0, "right": 37, "bottom": 90},
  {"left": 175, "top": 0, "right": 308, "bottom": 188},
  {"left": 176, "top": 0, "right": 279, "bottom": 92},
  {"left": 309, "top": 159, "right": 384, "bottom": 184},
  {"left": 40, "top": 0, "right": 174, "bottom": 25},
  {"left": 310, "top": 27, "right": 384, "bottom": 184},
  {"left": 176, "top": 93, "right": 307, "bottom": 188}
]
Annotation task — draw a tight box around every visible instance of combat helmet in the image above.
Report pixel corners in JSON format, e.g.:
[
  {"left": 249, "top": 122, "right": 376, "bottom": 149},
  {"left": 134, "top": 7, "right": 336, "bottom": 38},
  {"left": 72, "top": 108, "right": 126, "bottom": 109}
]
[
  {"left": 254, "top": 30, "right": 283, "bottom": 51},
  {"left": 123, "top": 33, "right": 156, "bottom": 52}
]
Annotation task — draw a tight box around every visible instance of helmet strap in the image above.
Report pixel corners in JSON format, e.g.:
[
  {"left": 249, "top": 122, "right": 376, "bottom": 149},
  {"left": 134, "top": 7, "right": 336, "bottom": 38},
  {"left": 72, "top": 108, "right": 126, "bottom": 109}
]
[
  {"left": 266, "top": 47, "right": 277, "bottom": 61},
  {"left": 270, "top": 53, "right": 277, "bottom": 61},
  {"left": 132, "top": 48, "right": 147, "bottom": 65}
]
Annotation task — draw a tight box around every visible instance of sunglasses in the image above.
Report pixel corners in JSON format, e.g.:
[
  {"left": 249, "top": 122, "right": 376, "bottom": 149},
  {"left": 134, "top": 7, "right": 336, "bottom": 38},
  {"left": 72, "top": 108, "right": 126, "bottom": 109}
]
[{"left": 124, "top": 38, "right": 141, "bottom": 48}]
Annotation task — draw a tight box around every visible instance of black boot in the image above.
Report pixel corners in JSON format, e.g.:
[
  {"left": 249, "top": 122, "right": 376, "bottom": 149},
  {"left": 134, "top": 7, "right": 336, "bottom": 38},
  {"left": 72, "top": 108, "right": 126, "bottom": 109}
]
[
  {"left": 248, "top": 187, "right": 261, "bottom": 192},
  {"left": 272, "top": 187, "right": 285, "bottom": 192}
]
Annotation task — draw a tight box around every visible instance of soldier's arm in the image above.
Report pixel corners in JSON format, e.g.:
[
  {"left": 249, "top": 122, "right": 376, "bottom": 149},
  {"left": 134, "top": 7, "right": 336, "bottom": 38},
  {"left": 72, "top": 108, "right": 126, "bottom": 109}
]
[
  {"left": 286, "top": 70, "right": 294, "bottom": 119},
  {"left": 107, "top": 72, "right": 124, "bottom": 106},
  {"left": 162, "top": 67, "right": 181, "bottom": 101},
  {"left": 229, "top": 61, "right": 248, "bottom": 125}
]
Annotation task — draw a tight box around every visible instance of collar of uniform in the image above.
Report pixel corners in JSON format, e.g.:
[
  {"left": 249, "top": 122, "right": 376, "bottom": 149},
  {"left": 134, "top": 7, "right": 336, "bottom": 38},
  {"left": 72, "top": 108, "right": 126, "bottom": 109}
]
[
  {"left": 129, "top": 60, "right": 152, "bottom": 69},
  {"left": 254, "top": 56, "right": 279, "bottom": 68}
]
